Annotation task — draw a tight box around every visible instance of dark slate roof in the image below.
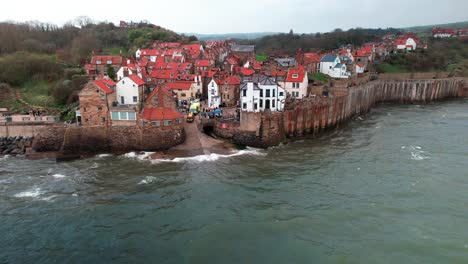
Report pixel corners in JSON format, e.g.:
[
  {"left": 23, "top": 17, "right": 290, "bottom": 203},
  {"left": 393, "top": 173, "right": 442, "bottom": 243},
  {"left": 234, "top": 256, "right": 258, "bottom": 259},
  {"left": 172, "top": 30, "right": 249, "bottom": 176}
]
[
  {"left": 231, "top": 44, "right": 255, "bottom": 52},
  {"left": 275, "top": 58, "right": 297, "bottom": 67},
  {"left": 241, "top": 76, "right": 278, "bottom": 87},
  {"left": 240, "top": 83, "right": 260, "bottom": 90},
  {"left": 335, "top": 63, "right": 344, "bottom": 68},
  {"left": 321, "top": 55, "right": 338, "bottom": 63}
]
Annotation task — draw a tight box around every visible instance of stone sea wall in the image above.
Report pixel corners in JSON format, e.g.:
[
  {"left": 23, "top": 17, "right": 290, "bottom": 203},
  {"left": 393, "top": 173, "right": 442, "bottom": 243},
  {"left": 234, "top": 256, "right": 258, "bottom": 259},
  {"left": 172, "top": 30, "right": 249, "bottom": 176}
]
[
  {"left": 0, "top": 136, "right": 34, "bottom": 155},
  {"left": 32, "top": 125, "right": 185, "bottom": 156},
  {"left": 214, "top": 78, "right": 468, "bottom": 147}
]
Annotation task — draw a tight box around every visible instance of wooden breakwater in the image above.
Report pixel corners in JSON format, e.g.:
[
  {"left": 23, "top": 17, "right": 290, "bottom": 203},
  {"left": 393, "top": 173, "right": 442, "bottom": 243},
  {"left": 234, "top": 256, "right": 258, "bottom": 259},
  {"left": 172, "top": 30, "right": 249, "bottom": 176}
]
[{"left": 214, "top": 78, "right": 468, "bottom": 148}]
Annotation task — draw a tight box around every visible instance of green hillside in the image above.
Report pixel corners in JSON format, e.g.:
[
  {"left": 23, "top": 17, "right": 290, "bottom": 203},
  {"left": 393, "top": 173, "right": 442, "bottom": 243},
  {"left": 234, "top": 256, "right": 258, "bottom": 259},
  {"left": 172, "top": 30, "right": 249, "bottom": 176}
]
[{"left": 402, "top": 21, "right": 468, "bottom": 33}]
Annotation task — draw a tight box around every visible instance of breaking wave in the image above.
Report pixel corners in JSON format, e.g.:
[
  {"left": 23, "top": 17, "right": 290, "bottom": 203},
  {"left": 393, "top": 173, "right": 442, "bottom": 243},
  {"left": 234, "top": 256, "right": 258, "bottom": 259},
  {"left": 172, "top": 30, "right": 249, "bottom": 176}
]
[
  {"left": 139, "top": 176, "right": 158, "bottom": 185},
  {"left": 408, "top": 145, "right": 430, "bottom": 161},
  {"left": 151, "top": 148, "right": 266, "bottom": 164},
  {"left": 14, "top": 187, "right": 42, "bottom": 198},
  {"left": 123, "top": 152, "right": 155, "bottom": 160},
  {"left": 96, "top": 154, "right": 113, "bottom": 158},
  {"left": 52, "top": 174, "right": 66, "bottom": 179}
]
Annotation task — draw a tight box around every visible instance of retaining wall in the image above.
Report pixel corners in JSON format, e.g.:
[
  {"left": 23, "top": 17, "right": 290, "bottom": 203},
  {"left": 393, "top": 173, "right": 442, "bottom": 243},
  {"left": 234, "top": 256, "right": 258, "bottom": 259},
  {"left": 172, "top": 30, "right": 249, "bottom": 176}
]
[{"left": 214, "top": 78, "right": 468, "bottom": 147}]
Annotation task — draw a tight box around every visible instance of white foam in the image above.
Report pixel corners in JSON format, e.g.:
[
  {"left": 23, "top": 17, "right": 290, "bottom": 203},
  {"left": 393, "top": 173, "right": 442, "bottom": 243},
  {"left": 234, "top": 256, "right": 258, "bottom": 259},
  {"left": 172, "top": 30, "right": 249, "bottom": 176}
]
[
  {"left": 96, "top": 154, "right": 113, "bottom": 158},
  {"left": 14, "top": 188, "right": 42, "bottom": 198},
  {"left": 151, "top": 148, "right": 265, "bottom": 164},
  {"left": 411, "top": 152, "right": 429, "bottom": 161},
  {"left": 139, "top": 176, "right": 158, "bottom": 185},
  {"left": 52, "top": 174, "right": 66, "bottom": 179},
  {"left": 0, "top": 155, "right": 10, "bottom": 161},
  {"left": 40, "top": 195, "right": 57, "bottom": 202},
  {"left": 123, "top": 152, "right": 155, "bottom": 160}
]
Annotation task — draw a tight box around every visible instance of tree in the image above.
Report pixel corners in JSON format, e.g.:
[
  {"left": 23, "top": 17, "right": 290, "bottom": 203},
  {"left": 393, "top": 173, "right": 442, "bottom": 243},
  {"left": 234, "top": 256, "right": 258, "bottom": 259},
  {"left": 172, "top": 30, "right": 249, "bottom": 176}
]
[{"left": 106, "top": 65, "right": 116, "bottom": 81}]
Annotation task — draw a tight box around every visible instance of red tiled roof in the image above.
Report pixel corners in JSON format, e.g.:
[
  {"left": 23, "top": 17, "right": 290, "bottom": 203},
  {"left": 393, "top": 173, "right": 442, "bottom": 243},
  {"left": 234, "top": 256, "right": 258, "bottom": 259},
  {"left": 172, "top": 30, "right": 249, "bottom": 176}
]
[
  {"left": 394, "top": 39, "right": 408, "bottom": 45},
  {"left": 141, "top": 107, "right": 183, "bottom": 121},
  {"left": 146, "top": 86, "right": 174, "bottom": 105},
  {"left": 165, "top": 82, "right": 192, "bottom": 90},
  {"left": 240, "top": 68, "right": 255, "bottom": 76},
  {"left": 91, "top": 55, "right": 122, "bottom": 65},
  {"left": 222, "top": 75, "right": 241, "bottom": 85},
  {"left": 285, "top": 68, "right": 305, "bottom": 82},
  {"left": 129, "top": 74, "right": 145, "bottom": 86},
  {"left": 94, "top": 79, "right": 116, "bottom": 94},
  {"left": 195, "top": 60, "right": 210, "bottom": 67}
]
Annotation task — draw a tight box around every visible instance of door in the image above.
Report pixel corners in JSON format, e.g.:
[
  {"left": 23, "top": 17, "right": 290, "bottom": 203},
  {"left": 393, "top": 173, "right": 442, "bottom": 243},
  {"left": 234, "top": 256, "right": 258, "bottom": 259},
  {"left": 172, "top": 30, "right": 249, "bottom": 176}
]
[{"left": 265, "top": 99, "right": 270, "bottom": 109}]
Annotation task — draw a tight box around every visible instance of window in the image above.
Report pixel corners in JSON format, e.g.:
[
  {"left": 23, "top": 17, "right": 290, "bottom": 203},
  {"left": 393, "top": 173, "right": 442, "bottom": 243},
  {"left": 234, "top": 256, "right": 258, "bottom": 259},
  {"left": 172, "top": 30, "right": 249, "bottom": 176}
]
[
  {"left": 211, "top": 82, "right": 214, "bottom": 87},
  {"left": 111, "top": 112, "right": 119, "bottom": 120},
  {"left": 181, "top": 93, "right": 186, "bottom": 97},
  {"left": 133, "top": 96, "right": 138, "bottom": 103},
  {"left": 101, "top": 117, "right": 106, "bottom": 122},
  {"left": 22, "top": 117, "right": 30, "bottom": 121},
  {"left": 83, "top": 107, "right": 87, "bottom": 112},
  {"left": 292, "top": 74, "right": 299, "bottom": 78},
  {"left": 151, "top": 121, "right": 161, "bottom": 126},
  {"left": 224, "top": 87, "right": 228, "bottom": 92},
  {"left": 273, "top": 89, "right": 276, "bottom": 97},
  {"left": 211, "top": 89, "right": 215, "bottom": 95},
  {"left": 279, "top": 92, "right": 284, "bottom": 96},
  {"left": 260, "top": 89, "right": 263, "bottom": 97},
  {"left": 260, "top": 99, "right": 263, "bottom": 108},
  {"left": 98, "top": 106, "right": 102, "bottom": 111},
  {"left": 121, "top": 96, "right": 125, "bottom": 104},
  {"left": 120, "top": 112, "right": 128, "bottom": 120},
  {"left": 329, "top": 66, "right": 332, "bottom": 69},
  {"left": 122, "top": 81, "right": 125, "bottom": 84},
  {"left": 242, "top": 103, "right": 247, "bottom": 109},
  {"left": 296, "top": 83, "right": 300, "bottom": 88},
  {"left": 254, "top": 103, "right": 258, "bottom": 110},
  {"left": 164, "top": 120, "right": 173, "bottom": 126},
  {"left": 227, "top": 94, "right": 230, "bottom": 99},
  {"left": 272, "top": 100, "right": 276, "bottom": 108},
  {"left": 96, "top": 60, "right": 102, "bottom": 64},
  {"left": 128, "top": 112, "right": 136, "bottom": 120},
  {"left": 266, "top": 89, "right": 271, "bottom": 97},
  {"left": 107, "top": 60, "right": 112, "bottom": 64},
  {"left": 242, "top": 90, "right": 246, "bottom": 97}
]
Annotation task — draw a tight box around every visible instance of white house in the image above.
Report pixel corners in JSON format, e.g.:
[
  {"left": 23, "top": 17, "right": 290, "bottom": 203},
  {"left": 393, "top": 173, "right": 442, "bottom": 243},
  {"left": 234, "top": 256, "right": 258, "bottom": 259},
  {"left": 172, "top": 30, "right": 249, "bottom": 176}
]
[
  {"left": 135, "top": 49, "right": 142, "bottom": 59},
  {"left": 207, "top": 79, "right": 221, "bottom": 109},
  {"left": 395, "top": 38, "right": 417, "bottom": 51},
  {"left": 356, "top": 63, "right": 365, "bottom": 74},
  {"left": 116, "top": 74, "right": 145, "bottom": 105},
  {"left": 240, "top": 77, "right": 286, "bottom": 112},
  {"left": 319, "top": 55, "right": 350, "bottom": 79},
  {"left": 117, "top": 67, "right": 134, "bottom": 81},
  {"left": 279, "top": 68, "right": 309, "bottom": 98}
]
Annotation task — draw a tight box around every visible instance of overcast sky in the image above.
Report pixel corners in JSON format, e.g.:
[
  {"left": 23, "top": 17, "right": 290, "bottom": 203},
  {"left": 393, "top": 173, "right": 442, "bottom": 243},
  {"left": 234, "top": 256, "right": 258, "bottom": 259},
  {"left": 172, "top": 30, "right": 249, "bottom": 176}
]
[{"left": 2, "top": 0, "right": 467, "bottom": 34}]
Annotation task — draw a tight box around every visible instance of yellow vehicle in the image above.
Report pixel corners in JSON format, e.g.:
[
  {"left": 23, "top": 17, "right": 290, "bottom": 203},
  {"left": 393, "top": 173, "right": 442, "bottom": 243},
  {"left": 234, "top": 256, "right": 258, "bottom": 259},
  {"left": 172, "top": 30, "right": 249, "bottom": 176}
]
[
  {"left": 186, "top": 112, "right": 194, "bottom": 123},
  {"left": 189, "top": 101, "right": 201, "bottom": 114}
]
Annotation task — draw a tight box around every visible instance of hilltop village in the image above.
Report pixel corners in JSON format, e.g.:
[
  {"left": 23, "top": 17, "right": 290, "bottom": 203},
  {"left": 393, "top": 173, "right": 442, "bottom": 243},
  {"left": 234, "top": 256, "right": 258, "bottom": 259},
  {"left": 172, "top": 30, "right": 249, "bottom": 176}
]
[{"left": 77, "top": 32, "right": 428, "bottom": 129}]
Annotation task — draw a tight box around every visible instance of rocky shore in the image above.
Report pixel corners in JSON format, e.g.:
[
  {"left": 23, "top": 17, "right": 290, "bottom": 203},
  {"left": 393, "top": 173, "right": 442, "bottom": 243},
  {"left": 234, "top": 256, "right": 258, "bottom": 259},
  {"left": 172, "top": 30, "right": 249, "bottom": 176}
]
[{"left": 0, "top": 136, "right": 33, "bottom": 155}]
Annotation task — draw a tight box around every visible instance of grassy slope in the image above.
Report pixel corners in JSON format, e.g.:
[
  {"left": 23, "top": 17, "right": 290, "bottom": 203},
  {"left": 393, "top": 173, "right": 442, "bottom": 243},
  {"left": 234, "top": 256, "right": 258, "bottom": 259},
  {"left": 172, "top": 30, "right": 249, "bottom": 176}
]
[
  {"left": 402, "top": 21, "right": 468, "bottom": 33},
  {"left": 20, "top": 80, "right": 63, "bottom": 109}
]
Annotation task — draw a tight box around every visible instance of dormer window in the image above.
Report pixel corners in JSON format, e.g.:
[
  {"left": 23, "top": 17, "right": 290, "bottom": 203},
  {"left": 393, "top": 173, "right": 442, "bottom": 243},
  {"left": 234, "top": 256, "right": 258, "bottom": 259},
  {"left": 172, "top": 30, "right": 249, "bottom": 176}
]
[
  {"left": 170, "top": 73, "right": 174, "bottom": 78},
  {"left": 96, "top": 60, "right": 102, "bottom": 64},
  {"left": 107, "top": 60, "right": 112, "bottom": 65},
  {"left": 186, "top": 76, "right": 190, "bottom": 81},
  {"left": 292, "top": 74, "right": 299, "bottom": 78}
]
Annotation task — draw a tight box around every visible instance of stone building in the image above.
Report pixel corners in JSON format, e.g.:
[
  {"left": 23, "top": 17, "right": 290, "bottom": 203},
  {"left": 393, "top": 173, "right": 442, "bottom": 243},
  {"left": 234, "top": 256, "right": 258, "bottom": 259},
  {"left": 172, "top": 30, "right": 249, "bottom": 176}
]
[
  {"left": 79, "top": 80, "right": 116, "bottom": 127},
  {"left": 219, "top": 75, "right": 241, "bottom": 107}
]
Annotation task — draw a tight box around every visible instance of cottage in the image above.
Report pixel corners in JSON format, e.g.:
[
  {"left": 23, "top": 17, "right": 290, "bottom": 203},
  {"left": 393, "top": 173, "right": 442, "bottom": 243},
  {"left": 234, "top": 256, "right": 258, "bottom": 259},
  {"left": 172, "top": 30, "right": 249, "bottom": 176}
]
[
  {"left": 116, "top": 74, "right": 145, "bottom": 106},
  {"left": 280, "top": 68, "right": 309, "bottom": 98},
  {"left": 207, "top": 79, "right": 221, "bottom": 108},
  {"left": 240, "top": 77, "right": 286, "bottom": 112},
  {"left": 319, "top": 55, "right": 350, "bottom": 79},
  {"left": 219, "top": 75, "right": 241, "bottom": 107},
  {"left": 79, "top": 79, "right": 116, "bottom": 127},
  {"left": 165, "top": 82, "right": 194, "bottom": 101},
  {"left": 394, "top": 38, "right": 417, "bottom": 51}
]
